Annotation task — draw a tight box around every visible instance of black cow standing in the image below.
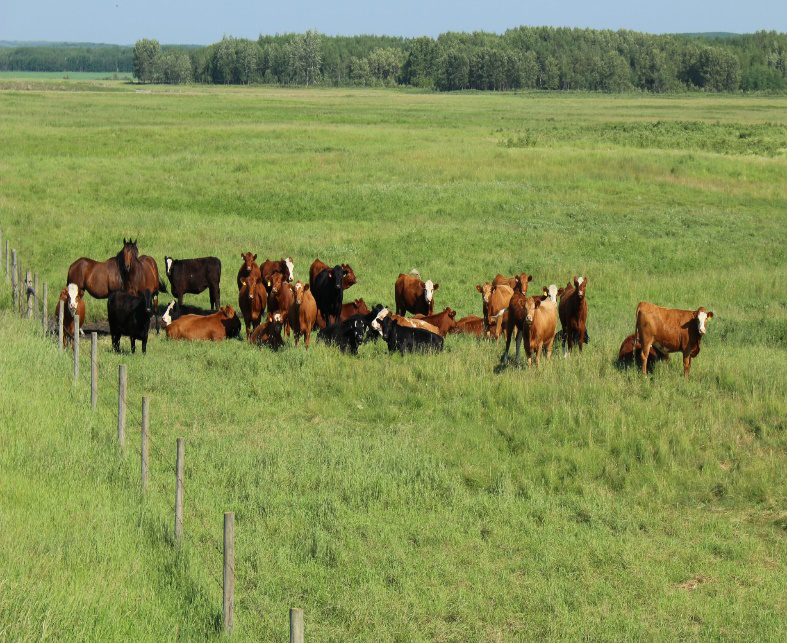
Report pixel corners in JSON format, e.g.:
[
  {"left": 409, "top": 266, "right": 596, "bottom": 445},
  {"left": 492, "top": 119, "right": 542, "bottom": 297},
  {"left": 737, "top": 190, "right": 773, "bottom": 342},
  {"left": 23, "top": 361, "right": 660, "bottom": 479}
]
[
  {"left": 311, "top": 265, "right": 348, "bottom": 326},
  {"left": 378, "top": 315, "right": 443, "bottom": 355},
  {"left": 317, "top": 315, "right": 367, "bottom": 354},
  {"left": 164, "top": 256, "right": 221, "bottom": 314},
  {"left": 108, "top": 289, "right": 154, "bottom": 354}
]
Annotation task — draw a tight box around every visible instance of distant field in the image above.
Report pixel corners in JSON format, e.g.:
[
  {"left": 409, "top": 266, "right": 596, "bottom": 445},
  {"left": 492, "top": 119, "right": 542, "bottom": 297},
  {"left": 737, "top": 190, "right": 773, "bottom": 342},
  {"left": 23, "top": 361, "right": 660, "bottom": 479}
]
[
  {"left": 0, "top": 70, "right": 132, "bottom": 80},
  {"left": 0, "top": 84, "right": 785, "bottom": 642}
]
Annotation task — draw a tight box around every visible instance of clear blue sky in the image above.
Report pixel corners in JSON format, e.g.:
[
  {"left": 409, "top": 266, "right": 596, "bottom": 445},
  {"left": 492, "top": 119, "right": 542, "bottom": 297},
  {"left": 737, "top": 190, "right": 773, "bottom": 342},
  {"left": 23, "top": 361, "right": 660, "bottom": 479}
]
[{"left": 1, "top": 1, "right": 785, "bottom": 45}]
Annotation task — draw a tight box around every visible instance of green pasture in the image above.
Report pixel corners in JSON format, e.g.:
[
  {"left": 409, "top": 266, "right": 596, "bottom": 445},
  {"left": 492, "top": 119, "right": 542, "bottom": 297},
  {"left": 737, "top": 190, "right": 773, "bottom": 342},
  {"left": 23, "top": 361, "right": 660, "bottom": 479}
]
[{"left": 0, "top": 85, "right": 786, "bottom": 642}]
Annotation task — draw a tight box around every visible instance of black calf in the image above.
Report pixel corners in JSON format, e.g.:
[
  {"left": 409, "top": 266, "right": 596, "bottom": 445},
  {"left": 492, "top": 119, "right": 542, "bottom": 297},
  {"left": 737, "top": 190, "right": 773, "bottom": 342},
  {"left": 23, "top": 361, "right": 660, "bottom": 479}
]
[
  {"left": 379, "top": 315, "right": 443, "bottom": 355},
  {"left": 108, "top": 289, "right": 153, "bottom": 354}
]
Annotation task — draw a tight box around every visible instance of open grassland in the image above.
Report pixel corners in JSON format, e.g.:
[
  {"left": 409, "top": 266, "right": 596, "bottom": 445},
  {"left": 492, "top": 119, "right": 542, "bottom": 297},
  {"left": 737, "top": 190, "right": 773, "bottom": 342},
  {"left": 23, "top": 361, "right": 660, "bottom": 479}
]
[{"left": 1, "top": 86, "right": 786, "bottom": 642}]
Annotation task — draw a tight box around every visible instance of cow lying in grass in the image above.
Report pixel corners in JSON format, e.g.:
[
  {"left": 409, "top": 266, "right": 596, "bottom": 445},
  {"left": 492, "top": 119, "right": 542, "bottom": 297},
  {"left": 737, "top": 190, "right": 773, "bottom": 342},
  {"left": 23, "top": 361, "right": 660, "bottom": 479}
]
[
  {"left": 163, "top": 304, "right": 240, "bottom": 341},
  {"left": 376, "top": 313, "right": 443, "bottom": 355}
]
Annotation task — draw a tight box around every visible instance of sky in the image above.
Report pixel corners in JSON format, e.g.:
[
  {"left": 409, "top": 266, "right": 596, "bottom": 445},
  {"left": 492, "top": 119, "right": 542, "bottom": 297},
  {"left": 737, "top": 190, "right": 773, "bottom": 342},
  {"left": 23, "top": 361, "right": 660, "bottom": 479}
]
[{"left": 1, "top": 1, "right": 785, "bottom": 45}]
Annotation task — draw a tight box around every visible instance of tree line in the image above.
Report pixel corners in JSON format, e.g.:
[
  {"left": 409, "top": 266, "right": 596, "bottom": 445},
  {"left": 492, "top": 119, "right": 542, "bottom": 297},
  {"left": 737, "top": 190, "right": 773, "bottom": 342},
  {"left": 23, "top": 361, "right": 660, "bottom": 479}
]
[{"left": 3, "top": 28, "right": 786, "bottom": 91}]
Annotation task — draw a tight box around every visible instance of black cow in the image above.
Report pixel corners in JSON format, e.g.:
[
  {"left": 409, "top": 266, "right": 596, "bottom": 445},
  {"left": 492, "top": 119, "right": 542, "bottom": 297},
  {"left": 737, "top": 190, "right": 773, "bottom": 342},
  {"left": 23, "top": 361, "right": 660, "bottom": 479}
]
[
  {"left": 317, "top": 315, "right": 367, "bottom": 354},
  {"left": 108, "top": 289, "right": 153, "bottom": 354},
  {"left": 164, "top": 256, "right": 222, "bottom": 313},
  {"left": 378, "top": 314, "right": 443, "bottom": 355},
  {"left": 311, "top": 265, "right": 348, "bottom": 327}
]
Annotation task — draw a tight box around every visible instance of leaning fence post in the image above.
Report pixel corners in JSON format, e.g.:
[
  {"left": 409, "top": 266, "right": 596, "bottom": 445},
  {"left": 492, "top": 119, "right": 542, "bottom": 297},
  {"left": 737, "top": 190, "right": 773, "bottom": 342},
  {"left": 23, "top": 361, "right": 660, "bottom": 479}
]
[
  {"left": 117, "top": 364, "right": 127, "bottom": 454},
  {"left": 174, "top": 438, "right": 184, "bottom": 548},
  {"left": 42, "top": 282, "right": 48, "bottom": 334},
  {"left": 11, "top": 250, "right": 17, "bottom": 309},
  {"left": 290, "top": 608, "right": 304, "bottom": 643},
  {"left": 90, "top": 333, "right": 98, "bottom": 409},
  {"left": 58, "top": 300, "right": 64, "bottom": 353},
  {"left": 73, "top": 314, "right": 80, "bottom": 382},
  {"left": 224, "top": 512, "right": 235, "bottom": 636},
  {"left": 141, "top": 397, "right": 149, "bottom": 492},
  {"left": 26, "top": 271, "right": 33, "bottom": 319}
]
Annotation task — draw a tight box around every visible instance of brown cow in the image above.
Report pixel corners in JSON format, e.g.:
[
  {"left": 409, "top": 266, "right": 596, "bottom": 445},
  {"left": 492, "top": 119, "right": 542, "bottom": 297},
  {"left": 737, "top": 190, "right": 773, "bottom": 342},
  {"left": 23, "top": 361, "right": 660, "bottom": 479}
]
[
  {"left": 412, "top": 307, "right": 458, "bottom": 337},
  {"left": 395, "top": 273, "right": 438, "bottom": 316},
  {"left": 477, "top": 283, "right": 514, "bottom": 342},
  {"left": 501, "top": 286, "right": 557, "bottom": 366},
  {"left": 287, "top": 281, "right": 318, "bottom": 349},
  {"left": 237, "top": 252, "right": 259, "bottom": 290},
  {"left": 635, "top": 302, "right": 714, "bottom": 378},
  {"left": 269, "top": 276, "right": 294, "bottom": 337},
  {"left": 55, "top": 284, "right": 86, "bottom": 347},
  {"left": 558, "top": 276, "right": 588, "bottom": 355},
  {"left": 309, "top": 259, "right": 357, "bottom": 291},
  {"left": 391, "top": 314, "right": 440, "bottom": 335},
  {"left": 316, "top": 298, "right": 371, "bottom": 329},
  {"left": 617, "top": 332, "right": 669, "bottom": 373},
  {"left": 164, "top": 305, "right": 241, "bottom": 341},
  {"left": 450, "top": 315, "right": 486, "bottom": 338},
  {"left": 249, "top": 312, "right": 285, "bottom": 350},
  {"left": 260, "top": 257, "right": 294, "bottom": 286},
  {"left": 238, "top": 271, "right": 267, "bottom": 339}
]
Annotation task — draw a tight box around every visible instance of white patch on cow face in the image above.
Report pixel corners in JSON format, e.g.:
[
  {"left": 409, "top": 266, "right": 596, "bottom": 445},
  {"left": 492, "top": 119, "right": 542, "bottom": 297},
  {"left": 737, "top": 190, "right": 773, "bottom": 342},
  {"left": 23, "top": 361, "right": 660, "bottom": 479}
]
[
  {"left": 577, "top": 276, "right": 584, "bottom": 287},
  {"left": 285, "top": 258, "right": 294, "bottom": 282},
  {"left": 697, "top": 311, "right": 708, "bottom": 334},
  {"left": 162, "top": 301, "right": 175, "bottom": 326},
  {"left": 547, "top": 284, "right": 558, "bottom": 304},
  {"left": 424, "top": 280, "right": 434, "bottom": 303},
  {"left": 165, "top": 257, "right": 173, "bottom": 275},
  {"left": 67, "top": 283, "right": 79, "bottom": 312},
  {"left": 371, "top": 307, "right": 389, "bottom": 336}
]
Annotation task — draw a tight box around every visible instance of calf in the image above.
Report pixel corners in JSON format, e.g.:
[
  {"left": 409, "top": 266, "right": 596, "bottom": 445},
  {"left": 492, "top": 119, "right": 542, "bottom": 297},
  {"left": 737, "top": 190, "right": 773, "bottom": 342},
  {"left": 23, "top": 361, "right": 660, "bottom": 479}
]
[
  {"left": 250, "top": 312, "right": 285, "bottom": 351},
  {"left": 238, "top": 272, "right": 267, "bottom": 339},
  {"left": 450, "top": 315, "right": 486, "bottom": 338},
  {"left": 165, "top": 305, "right": 241, "bottom": 341},
  {"left": 108, "top": 289, "right": 153, "bottom": 354},
  {"left": 55, "top": 283, "right": 86, "bottom": 347},
  {"left": 309, "top": 259, "right": 357, "bottom": 290},
  {"left": 236, "top": 252, "right": 258, "bottom": 290},
  {"left": 317, "top": 315, "right": 367, "bottom": 354},
  {"left": 378, "top": 314, "right": 443, "bottom": 355},
  {"left": 617, "top": 332, "right": 669, "bottom": 373},
  {"left": 164, "top": 256, "right": 221, "bottom": 313},
  {"left": 501, "top": 286, "right": 557, "bottom": 366},
  {"left": 558, "top": 276, "right": 588, "bottom": 355},
  {"left": 395, "top": 273, "right": 439, "bottom": 316},
  {"left": 311, "top": 265, "right": 348, "bottom": 326},
  {"left": 635, "top": 302, "right": 714, "bottom": 378},
  {"left": 412, "top": 307, "right": 458, "bottom": 337},
  {"left": 287, "top": 281, "right": 318, "bottom": 349},
  {"left": 260, "top": 257, "right": 294, "bottom": 285},
  {"left": 316, "top": 298, "right": 370, "bottom": 329}
]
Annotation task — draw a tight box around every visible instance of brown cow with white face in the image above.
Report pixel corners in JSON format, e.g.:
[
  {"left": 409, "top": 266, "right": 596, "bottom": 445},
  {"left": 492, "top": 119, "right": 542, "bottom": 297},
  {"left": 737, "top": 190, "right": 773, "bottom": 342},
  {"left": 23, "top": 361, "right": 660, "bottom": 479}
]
[
  {"left": 55, "top": 283, "right": 86, "bottom": 348},
  {"left": 395, "top": 273, "right": 439, "bottom": 316},
  {"left": 635, "top": 302, "right": 714, "bottom": 378}
]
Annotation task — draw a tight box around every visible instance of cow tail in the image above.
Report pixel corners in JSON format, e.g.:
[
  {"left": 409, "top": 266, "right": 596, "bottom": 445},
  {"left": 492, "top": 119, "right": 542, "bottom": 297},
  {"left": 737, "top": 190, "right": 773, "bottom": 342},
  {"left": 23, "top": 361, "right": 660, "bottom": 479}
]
[{"left": 158, "top": 278, "right": 168, "bottom": 294}]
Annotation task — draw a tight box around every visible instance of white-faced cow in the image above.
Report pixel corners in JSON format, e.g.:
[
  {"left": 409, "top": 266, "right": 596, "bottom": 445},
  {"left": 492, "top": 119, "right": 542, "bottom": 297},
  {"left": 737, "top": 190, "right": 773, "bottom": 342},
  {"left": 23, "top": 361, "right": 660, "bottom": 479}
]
[{"left": 395, "top": 273, "right": 438, "bottom": 316}]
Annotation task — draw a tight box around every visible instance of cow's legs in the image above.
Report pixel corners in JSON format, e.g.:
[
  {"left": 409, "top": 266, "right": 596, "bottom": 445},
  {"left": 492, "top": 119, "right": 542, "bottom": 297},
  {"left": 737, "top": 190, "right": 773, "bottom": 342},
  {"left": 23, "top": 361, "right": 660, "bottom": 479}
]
[
  {"left": 640, "top": 340, "right": 654, "bottom": 376},
  {"left": 683, "top": 353, "right": 692, "bottom": 378},
  {"left": 514, "top": 328, "right": 523, "bottom": 364},
  {"left": 130, "top": 337, "right": 136, "bottom": 354},
  {"left": 500, "top": 322, "right": 513, "bottom": 364},
  {"left": 577, "top": 327, "right": 584, "bottom": 352},
  {"left": 546, "top": 336, "right": 554, "bottom": 361},
  {"left": 142, "top": 336, "right": 147, "bottom": 354}
]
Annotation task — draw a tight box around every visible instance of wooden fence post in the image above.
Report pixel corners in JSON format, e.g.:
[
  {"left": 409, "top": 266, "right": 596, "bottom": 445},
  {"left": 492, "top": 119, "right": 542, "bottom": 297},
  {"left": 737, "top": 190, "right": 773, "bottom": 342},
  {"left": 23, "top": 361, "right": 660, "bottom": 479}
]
[
  {"left": 42, "top": 282, "right": 48, "bottom": 334},
  {"left": 290, "top": 608, "right": 304, "bottom": 643},
  {"left": 174, "top": 438, "right": 184, "bottom": 548},
  {"left": 58, "top": 300, "right": 64, "bottom": 353},
  {"left": 4, "top": 238, "right": 7, "bottom": 282},
  {"left": 118, "top": 364, "right": 127, "bottom": 454},
  {"left": 224, "top": 512, "right": 235, "bottom": 636},
  {"left": 33, "top": 273, "right": 39, "bottom": 319},
  {"left": 141, "top": 397, "right": 149, "bottom": 492},
  {"left": 11, "top": 250, "right": 17, "bottom": 309},
  {"left": 26, "top": 271, "right": 33, "bottom": 319},
  {"left": 73, "top": 314, "right": 80, "bottom": 382},
  {"left": 91, "top": 333, "right": 98, "bottom": 410}
]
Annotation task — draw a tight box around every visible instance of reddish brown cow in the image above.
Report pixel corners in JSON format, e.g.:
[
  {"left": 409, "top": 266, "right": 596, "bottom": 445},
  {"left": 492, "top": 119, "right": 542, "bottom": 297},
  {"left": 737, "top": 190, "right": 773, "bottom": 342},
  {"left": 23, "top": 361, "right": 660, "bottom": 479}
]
[
  {"left": 635, "top": 302, "right": 714, "bottom": 378},
  {"left": 450, "top": 315, "right": 486, "bottom": 338},
  {"left": 287, "top": 281, "right": 318, "bottom": 349},
  {"left": 55, "top": 284, "right": 86, "bottom": 347},
  {"left": 316, "top": 298, "right": 371, "bottom": 329},
  {"left": 617, "top": 333, "right": 670, "bottom": 373},
  {"left": 238, "top": 271, "right": 267, "bottom": 339},
  {"left": 412, "top": 307, "right": 458, "bottom": 337},
  {"left": 477, "top": 283, "right": 514, "bottom": 342},
  {"left": 237, "top": 252, "right": 259, "bottom": 290},
  {"left": 558, "top": 276, "right": 588, "bottom": 355},
  {"left": 395, "top": 274, "right": 439, "bottom": 316},
  {"left": 269, "top": 276, "right": 294, "bottom": 337},
  {"left": 260, "top": 257, "right": 294, "bottom": 286},
  {"left": 164, "top": 305, "right": 241, "bottom": 341},
  {"left": 249, "top": 312, "right": 284, "bottom": 350},
  {"left": 501, "top": 286, "right": 557, "bottom": 366},
  {"left": 309, "top": 259, "right": 357, "bottom": 291}
]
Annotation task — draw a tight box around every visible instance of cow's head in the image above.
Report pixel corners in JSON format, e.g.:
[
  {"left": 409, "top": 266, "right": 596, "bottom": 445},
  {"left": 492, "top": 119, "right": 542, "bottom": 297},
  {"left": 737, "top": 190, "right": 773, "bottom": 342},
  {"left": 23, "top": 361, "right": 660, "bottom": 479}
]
[
  {"left": 141, "top": 289, "right": 153, "bottom": 315},
  {"left": 283, "top": 257, "right": 295, "bottom": 283},
  {"left": 328, "top": 266, "right": 345, "bottom": 292},
  {"left": 66, "top": 283, "right": 82, "bottom": 314},
  {"left": 514, "top": 274, "right": 532, "bottom": 294},
  {"left": 352, "top": 318, "right": 366, "bottom": 347},
  {"left": 242, "top": 271, "right": 261, "bottom": 300},
  {"left": 371, "top": 307, "right": 389, "bottom": 336},
  {"left": 341, "top": 264, "right": 358, "bottom": 289},
  {"left": 573, "top": 276, "right": 587, "bottom": 300},
  {"left": 423, "top": 280, "right": 438, "bottom": 304},
  {"left": 162, "top": 301, "right": 176, "bottom": 326},
  {"left": 354, "top": 298, "right": 370, "bottom": 316},
  {"left": 476, "top": 282, "right": 493, "bottom": 304},
  {"left": 221, "top": 304, "right": 236, "bottom": 319},
  {"left": 523, "top": 296, "right": 542, "bottom": 327},
  {"left": 694, "top": 308, "right": 714, "bottom": 334},
  {"left": 542, "top": 284, "right": 559, "bottom": 305},
  {"left": 240, "top": 252, "right": 257, "bottom": 271},
  {"left": 290, "top": 281, "right": 305, "bottom": 305},
  {"left": 379, "top": 313, "right": 395, "bottom": 341},
  {"left": 164, "top": 256, "right": 174, "bottom": 277}
]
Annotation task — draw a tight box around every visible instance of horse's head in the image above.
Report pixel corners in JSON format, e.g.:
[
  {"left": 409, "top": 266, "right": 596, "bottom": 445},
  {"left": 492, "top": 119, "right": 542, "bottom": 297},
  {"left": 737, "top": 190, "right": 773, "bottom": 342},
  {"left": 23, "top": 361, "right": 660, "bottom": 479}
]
[{"left": 121, "top": 238, "right": 138, "bottom": 275}]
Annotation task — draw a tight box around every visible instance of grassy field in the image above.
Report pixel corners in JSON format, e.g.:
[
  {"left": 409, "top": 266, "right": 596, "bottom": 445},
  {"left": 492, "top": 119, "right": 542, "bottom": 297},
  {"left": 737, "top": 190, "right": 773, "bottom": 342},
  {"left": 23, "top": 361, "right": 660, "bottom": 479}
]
[{"left": 1, "top": 84, "right": 786, "bottom": 642}]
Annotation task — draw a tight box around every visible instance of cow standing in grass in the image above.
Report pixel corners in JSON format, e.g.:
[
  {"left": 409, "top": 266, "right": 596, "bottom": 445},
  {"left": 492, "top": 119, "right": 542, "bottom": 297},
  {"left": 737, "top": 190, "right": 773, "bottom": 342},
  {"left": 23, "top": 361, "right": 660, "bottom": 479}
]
[{"left": 558, "top": 276, "right": 588, "bottom": 355}]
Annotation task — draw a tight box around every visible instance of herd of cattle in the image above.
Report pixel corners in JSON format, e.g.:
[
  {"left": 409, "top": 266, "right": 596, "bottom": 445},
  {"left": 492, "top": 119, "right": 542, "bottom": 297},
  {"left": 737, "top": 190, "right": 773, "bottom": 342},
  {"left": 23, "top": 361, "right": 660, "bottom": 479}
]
[{"left": 57, "top": 240, "right": 715, "bottom": 377}]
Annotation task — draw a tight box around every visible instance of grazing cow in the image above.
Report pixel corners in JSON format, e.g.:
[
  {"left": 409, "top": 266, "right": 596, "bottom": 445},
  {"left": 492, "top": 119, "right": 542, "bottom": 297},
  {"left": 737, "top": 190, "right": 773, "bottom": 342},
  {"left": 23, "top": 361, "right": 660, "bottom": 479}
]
[
  {"left": 635, "top": 302, "right": 714, "bottom": 378},
  {"left": 317, "top": 315, "right": 367, "bottom": 354},
  {"left": 450, "top": 315, "right": 486, "bottom": 338},
  {"left": 377, "top": 314, "right": 444, "bottom": 355},
  {"left": 260, "top": 257, "right": 294, "bottom": 285},
  {"left": 309, "top": 259, "right": 357, "bottom": 291},
  {"left": 250, "top": 313, "right": 285, "bottom": 351},
  {"left": 558, "top": 276, "right": 588, "bottom": 355},
  {"left": 316, "top": 298, "right": 371, "bottom": 329},
  {"left": 269, "top": 276, "right": 294, "bottom": 337},
  {"left": 237, "top": 252, "right": 258, "bottom": 290},
  {"left": 501, "top": 278, "right": 557, "bottom": 366},
  {"left": 107, "top": 289, "right": 153, "bottom": 354},
  {"left": 412, "top": 307, "right": 458, "bottom": 337},
  {"left": 287, "top": 281, "right": 318, "bottom": 349},
  {"left": 311, "top": 265, "right": 348, "bottom": 326},
  {"left": 55, "top": 283, "right": 86, "bottom": 347},
  {"left": 395, "top": 273, "right": 439, "bottom": 316},
  {"left": 617, "top": 333, "right": 669, "bottom": 373},
  {"left": 238, "top": 272, "right": 267, "bottom": 339},
  {"left": 164, "top": 305, "right": 241, "bottom": 341},
  {"left": 164, "top": 256, "right": 221, "bottom": 313}
]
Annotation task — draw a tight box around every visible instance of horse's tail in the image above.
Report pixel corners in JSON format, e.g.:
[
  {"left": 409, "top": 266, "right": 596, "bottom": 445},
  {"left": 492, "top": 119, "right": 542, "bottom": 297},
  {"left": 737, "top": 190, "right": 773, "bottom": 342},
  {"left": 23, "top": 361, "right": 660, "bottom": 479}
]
[{"left": 158, "top": 278, "right": 168, "bottom": 294}]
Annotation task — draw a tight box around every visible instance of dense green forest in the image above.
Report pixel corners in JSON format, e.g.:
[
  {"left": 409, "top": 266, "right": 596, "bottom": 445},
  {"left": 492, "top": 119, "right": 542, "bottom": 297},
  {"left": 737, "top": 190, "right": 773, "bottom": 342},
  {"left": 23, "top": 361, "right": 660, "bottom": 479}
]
[{"left": 3, "top": 28, "right": 787, "bottom": 91}]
